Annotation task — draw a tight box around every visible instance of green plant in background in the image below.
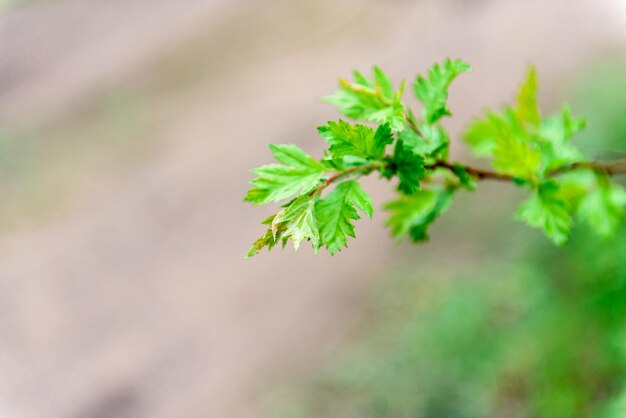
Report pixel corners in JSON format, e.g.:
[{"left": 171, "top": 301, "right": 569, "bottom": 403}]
[
  {"left": 272, "top": 226, "right": 626, "bottom": 418},
  {"left": 244, "top": 59, "right": 626, "bottom": 256}
]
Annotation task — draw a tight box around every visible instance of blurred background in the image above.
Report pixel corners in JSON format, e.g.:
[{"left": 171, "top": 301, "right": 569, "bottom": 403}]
[{"left": 1, "top": 0, "right": 626, "bottom": 417}]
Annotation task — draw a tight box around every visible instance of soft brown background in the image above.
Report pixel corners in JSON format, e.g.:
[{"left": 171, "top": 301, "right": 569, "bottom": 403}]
[{"left": 1, "top": 1, "right": 625, "bottom": 417}]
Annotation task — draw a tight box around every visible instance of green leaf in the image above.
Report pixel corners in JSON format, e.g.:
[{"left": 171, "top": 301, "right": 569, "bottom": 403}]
[
  {"left": 492, "top": 131, "right": 541, "bottom": 180},
  {"left": 373, "top": 123, "right": 394, "bottom": 157},
  {"left": 322, "top": 67, "right": 406, "bottom": 131},
  {"left": 318, "top": 120, "right": 392, "bottom": 165},
  {"left": 315, "top": 181, "right": 374, "bottom": 255},
  {"left": 246, "top": 215, "right": 285, "bottom": 258},
  {"left": 272, "top": 195, "right": 320, "bottom": 251},
  {"left": 384, "top": 189, "right": 454, "bottom": 242},
  {"left": 464, "top": 108, "right": 527, "bottom": 157},
  {"left": 537, "top": 106, "right": 586, "bottom": 170},
  {"left": 244, "top": 144, "right": 325, "bottom": 205},
  {"left": 464, "top": 68, "right": 586, "bottom": 177},
  {"left": 553, "top": 170, "right": 596, "bottom": 203},
  {"left": 517, "top": 181, "right": 573, "bottom": 245},
  {"left": 541, "top": 106, "right": 585, "bottom": 143},
  {"left": 413, "top": 58, "right": 471, "bottom": 124},
  {"left": 374, "top": 66, "right": 394, "bottom": 99},
  {"left": 391, "top": 140, "right": 426, "bottom": 195},
  {"left": 463, "top": 111, "right": 503, "bottom": 156},
  {"left": 464, "top": 68, "right": 540, "bottom": 156},
  {"left": 398, "top": 123, "right": 449, "bottom": 159},
  {"left": 578, "top": 179, "right": 626, "bottom": 238},
  {"left": 516, "top": 66, "right": 541, "bottom": 126},
  {"left": 451, "top": 164, "right": 477, "bottom": 191}
]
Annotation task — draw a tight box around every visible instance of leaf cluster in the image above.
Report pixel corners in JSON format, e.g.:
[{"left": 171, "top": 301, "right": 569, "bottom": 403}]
[
  {"left": 244, "top": 60, "right": 626, "bottom": 256},
  {"left": 464, "top": 67, "right": 625, "bottom": 244}
]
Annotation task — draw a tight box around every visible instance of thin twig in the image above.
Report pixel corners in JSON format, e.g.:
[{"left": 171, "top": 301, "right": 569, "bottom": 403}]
[
  {"left": 311, "top": 163, "right": 381, "bottom": 197},
  {"left": 318, "top": 159, "right": 626, "bottom": 197},
  {"left": 425, "top": 161, "right": 515, "bottom": 182},
  {"left": 433, "top": 159, "right": 626, "bottom": 182},
  {"left": 402, "top": 113, "right": 626, "bottom": 181},
  {"left": 547, "top": 160, "right": 626, "bottom": 177}
]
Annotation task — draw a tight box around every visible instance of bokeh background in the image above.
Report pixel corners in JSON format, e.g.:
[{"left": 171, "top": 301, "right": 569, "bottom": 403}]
[{"left": 1, "top": 1, "right": 626, "bottom": 417}]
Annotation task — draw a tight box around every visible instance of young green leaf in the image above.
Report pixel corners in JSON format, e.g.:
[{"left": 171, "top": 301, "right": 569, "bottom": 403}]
[
  {"left": 516, "top": 66, "right": 541, "bottom": 126},
  {"left": 451, "top": 164, "right": 478, "bottom": 191},
  {"left": 578, "top": 179, "right": 626, "bottom": 238},
  {"left": 366, "top": 95, "right": 406, "bottom": 132},
  {"left": 517, "top": 181, "right": 573, "bottom": 245},
  {"left": 315, "top": 180, "right": 374, "bottom": 255},
  {"left": 272, "top": 195, "right": 320, "bottom": 251},
  {"left": 465, "top": 69, "right": 540, "bottom": 160},
  {"left": 492, "top": 132, "right": 541, "bottom": 180},
  {"left": 246, "top": 215, "right": 286, "bottom": 258},
  {"left": 398, "top": 123, "right": 449, "bottom": 159},
  {"left": 384, "top": 189, "right": 454, "bottom": 242},
  {"left": 553, "top": 170, "right": 596, "bottom": 203},
  {"left": 413, "top": 58, "right": 471, "bottom": 124},
  {"left": 463, "top": 111, "right": 506, "bottom": 156},
  {"left": 322, "top": 67, "right": 406, "bottom": 131},
  {"left": 465, "top": 69, "right": 586, "bottom": 176},
  {"left": 541, "top": 106, "right": 585, "bottom": 142},
  {"left": 374, "top": 66, "right": 394, "bottom": 99},
  {"left": 244, "top": 144, "right": 325, "bottom": 205},
  {"left": 317, "top": 120, "right": 393, "bottom": 165},
  {"left": 537, "top": 106, "right": 585, "bottom": 170},
  {"left": 390, "top": 140, "right": 426, "bottom": 195}
]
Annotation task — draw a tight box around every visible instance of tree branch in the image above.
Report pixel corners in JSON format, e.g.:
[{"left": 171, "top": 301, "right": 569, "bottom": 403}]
[
  {"left": 425, "top": 160, "right": 515, "bottom": 182},
  {"left": 427, "top": 159, "right": 626, "bottom": 183},
  {"left": 312, "top": 163, "right": 382, "bottom": 197},
  {"left": 548, "top": 160, "right": 626, "bottom": 176},
  {"left": 403, "top": 112, "right": 626, "bottom": 181},
  {"left": 314, "top": 157, "right": 626, "bottom": 200}
]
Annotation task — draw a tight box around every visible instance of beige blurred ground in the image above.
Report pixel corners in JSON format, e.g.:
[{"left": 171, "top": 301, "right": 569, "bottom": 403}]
[{"left": 0, "top": 1, "right": 625, "bottom": 417}]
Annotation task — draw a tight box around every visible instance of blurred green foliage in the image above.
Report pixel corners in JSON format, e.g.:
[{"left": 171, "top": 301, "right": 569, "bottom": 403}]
[{"left": 270, "top": 61, "right": 626, "bottom": 418}]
